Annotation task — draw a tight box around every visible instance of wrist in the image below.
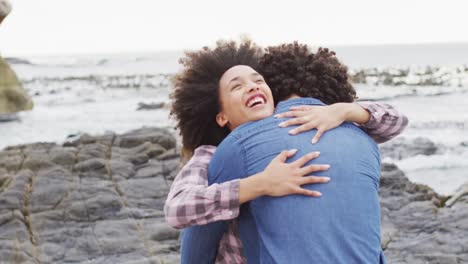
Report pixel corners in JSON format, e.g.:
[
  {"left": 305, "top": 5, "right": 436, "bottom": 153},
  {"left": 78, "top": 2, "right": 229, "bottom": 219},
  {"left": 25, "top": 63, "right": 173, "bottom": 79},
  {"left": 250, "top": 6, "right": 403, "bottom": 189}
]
[
  {"left": 250, "top": 172, "right": 269, "bottom": 196},
  {"left": 333, "top": 103, "right": 351, "bottom": 122},
  {"left": 342, "top": 103, "right": 370, "bottom": 124},
  {"left": 239, "top": 173, "right": 268, "bottom": 203}
]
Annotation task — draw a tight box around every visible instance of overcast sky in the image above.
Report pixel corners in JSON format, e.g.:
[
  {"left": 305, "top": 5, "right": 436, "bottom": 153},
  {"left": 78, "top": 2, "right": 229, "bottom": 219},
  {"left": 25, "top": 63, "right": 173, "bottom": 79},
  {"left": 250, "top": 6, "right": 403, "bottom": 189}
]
[{"left": 0, "top": 0, "right": 467, "bottom": 56}]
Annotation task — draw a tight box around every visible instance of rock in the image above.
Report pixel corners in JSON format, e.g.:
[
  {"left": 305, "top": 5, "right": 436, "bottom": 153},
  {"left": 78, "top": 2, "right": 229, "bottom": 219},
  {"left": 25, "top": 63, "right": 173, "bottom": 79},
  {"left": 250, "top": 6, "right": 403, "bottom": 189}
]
[
  {"left": 0, "top": 56, "right": 34, "bottom": 115},
  {"left": 445, "top": 182, "right": 468, "bottom": 207},
  {"left": 0, "top": 0, "right": 12, "bottom": 24},
  {"left": 136, "top": 102, "right": 165, "bottom": 111},
  {"left": 4, "top": 57, "right": 33, "bottom": 65},
  {"left": 379, "top": 137, "right": 438, "bottom": 160},
  {"left": 0, "top": 127, "right": 181, "bottom": 263},
  {"left": 0, "top": 112, "right": 19, "bottom": 122},
  {"left": 1, "top": 128, "right": 467, "bottom": 263},
  {"left": 380, "top": 163, "right": 468, "bottom": 263}
]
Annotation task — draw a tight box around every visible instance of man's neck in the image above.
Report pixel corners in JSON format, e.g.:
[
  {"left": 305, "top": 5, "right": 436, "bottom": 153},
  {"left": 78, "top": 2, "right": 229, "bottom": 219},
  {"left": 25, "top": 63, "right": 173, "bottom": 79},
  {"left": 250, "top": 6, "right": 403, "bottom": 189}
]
[{"left": 284, "top": 94, "right": 301, "bottom": 100}]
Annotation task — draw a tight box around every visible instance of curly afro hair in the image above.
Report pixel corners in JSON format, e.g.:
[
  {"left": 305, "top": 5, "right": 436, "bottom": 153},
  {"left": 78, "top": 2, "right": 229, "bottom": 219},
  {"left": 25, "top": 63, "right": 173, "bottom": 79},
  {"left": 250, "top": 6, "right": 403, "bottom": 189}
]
[
  {"left": 258, "top": 42, "right": 357, "bottom": 105},
  {"left": 170, "top": 39, "right": 263, "bottom": 157}
]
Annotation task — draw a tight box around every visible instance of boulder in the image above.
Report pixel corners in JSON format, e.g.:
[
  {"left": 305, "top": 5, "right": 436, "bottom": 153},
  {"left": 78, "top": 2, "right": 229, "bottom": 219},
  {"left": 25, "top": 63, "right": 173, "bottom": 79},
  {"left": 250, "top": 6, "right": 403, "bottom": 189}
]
[
  {"left": 0, "top": 56, "right": 34, "bottom": 115},
  {"left": 0, "top": 0, "right": 12, "bottom": 24},
  {"left": 0, "top": 127, "right": 180, "bottom": 263}
]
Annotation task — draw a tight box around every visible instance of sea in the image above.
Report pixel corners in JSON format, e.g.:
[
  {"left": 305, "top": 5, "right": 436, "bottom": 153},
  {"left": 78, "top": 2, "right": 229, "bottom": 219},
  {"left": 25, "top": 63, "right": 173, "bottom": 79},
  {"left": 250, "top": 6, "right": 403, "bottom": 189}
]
[{"left": 1, "top": 43, "right": 468, "bottom": 196}]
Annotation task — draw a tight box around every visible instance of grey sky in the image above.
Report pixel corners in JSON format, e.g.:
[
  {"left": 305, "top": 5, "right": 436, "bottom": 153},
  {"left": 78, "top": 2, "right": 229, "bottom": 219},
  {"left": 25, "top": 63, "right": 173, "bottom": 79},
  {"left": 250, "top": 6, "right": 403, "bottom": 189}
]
[{"left": 0, "top": 0, "right": 467, "bottom": 56}]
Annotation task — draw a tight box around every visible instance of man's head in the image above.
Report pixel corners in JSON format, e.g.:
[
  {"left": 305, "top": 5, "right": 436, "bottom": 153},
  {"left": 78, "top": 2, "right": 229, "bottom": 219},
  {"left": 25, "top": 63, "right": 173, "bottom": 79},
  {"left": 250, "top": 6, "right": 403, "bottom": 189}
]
[
  {"left": 0, "top": 0, "right": 12, "bottom": 25},
  {"left": 258, "top": 42, "right": 357, "bottom": 105},
  {"left": 171, "top": 39, "right": 266, "bottom": 155}
]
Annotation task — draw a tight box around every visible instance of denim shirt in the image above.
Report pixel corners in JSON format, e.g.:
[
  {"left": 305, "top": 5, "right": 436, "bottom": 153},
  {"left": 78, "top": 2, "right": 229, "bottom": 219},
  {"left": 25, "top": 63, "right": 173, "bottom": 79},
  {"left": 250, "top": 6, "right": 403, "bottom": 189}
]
[{"left": 181, "top": 98, "right": 384, "bottom": 264}]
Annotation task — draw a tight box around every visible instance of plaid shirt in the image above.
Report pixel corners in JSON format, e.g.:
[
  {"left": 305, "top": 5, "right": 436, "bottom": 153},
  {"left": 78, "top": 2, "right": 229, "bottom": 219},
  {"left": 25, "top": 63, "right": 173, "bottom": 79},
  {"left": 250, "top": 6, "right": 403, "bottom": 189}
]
[{"left": 164, "top": 102, "right": 408, "bottom": 264}]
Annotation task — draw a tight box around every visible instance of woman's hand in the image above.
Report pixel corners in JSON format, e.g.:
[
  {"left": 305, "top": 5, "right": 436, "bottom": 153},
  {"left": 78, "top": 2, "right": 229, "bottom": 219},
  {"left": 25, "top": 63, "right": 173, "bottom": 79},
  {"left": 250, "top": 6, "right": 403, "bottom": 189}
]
[
  {"left": 253, "top": 149, "right": 330, "bottom": 198},
  {"left": 274, "top": 103, "right": 370, "bottom": 143}
]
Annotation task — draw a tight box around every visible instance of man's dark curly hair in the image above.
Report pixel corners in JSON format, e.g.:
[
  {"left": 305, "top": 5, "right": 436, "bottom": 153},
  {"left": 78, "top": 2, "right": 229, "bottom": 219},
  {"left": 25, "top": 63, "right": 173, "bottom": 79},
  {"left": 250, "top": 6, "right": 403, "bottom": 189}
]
[
  {"left": 170, "top": 39, "right": 263, "bottom": 157},
  {"left": 258, "top": 42, "right": 357, "bottom": 105}
]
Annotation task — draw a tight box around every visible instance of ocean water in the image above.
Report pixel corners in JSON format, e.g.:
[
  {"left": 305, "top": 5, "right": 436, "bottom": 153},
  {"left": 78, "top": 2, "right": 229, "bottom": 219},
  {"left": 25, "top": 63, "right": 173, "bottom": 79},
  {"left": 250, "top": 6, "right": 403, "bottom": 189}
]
[{"left": 1, "top": 44, "right": 468, "bottom": 195}]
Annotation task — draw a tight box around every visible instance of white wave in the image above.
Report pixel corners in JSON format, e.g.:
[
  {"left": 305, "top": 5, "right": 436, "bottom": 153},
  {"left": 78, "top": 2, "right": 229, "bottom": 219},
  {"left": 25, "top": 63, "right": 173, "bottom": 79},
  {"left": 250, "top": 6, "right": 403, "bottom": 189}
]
[{"left": 393, "top": 151, "right": 468, "bottom": 171}]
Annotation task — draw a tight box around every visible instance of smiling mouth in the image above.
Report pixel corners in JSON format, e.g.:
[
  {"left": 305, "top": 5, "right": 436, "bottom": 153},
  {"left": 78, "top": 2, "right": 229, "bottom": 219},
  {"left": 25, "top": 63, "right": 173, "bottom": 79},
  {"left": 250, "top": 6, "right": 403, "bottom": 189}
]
[{"left": 246, "top": 94, "right": 267, "bottom": 108}]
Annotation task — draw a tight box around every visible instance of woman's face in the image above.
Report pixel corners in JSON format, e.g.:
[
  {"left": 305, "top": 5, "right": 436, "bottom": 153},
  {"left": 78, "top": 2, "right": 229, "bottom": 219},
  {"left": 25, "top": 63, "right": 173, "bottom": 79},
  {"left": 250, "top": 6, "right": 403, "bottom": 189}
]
[{"left": 216, "top": 65, "right": 275, "bottom": 130}]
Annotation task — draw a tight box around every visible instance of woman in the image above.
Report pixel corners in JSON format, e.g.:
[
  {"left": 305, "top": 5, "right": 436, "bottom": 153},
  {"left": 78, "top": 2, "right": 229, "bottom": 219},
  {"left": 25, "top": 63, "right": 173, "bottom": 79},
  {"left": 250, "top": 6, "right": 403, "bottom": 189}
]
[{"left": 165, "top": 40, "right": 407, "bottom": 263}]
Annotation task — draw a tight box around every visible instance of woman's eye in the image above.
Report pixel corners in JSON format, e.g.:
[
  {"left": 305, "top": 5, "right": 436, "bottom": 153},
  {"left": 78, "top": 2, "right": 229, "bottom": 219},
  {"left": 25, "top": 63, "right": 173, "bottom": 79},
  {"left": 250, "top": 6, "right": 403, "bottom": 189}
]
[
  {"left": 255, "top": 79, "right": 264, "bottom": 84},
  {"left": 231, "top": 84, "right": 241, "bottom": 91}
]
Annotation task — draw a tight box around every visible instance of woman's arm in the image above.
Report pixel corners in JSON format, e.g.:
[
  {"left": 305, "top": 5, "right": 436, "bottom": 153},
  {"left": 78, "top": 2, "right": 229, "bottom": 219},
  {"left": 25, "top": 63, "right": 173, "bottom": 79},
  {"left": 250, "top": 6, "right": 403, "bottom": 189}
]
[
  {"left": 274, "top": 102, "right": 408, "bottom": 144},
  {"left": 164, "top": 145, "right": 239, "bottom": 229},
  {"left": 356, "top": 102, "right": 409, "bottom": 143},
  {"left": 164, "top": 146, "right": 330, "bottom": 229}
]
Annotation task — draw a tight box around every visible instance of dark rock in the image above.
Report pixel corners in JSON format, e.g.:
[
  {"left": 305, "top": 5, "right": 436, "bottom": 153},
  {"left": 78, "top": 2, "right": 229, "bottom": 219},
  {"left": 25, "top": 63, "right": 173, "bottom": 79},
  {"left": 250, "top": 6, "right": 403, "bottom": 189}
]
[
  {"left": 379, "top": 137, "right": 438, "bottom": 160},
  {"left": 114, "top": 127, "right": 176, "bottom": 150},
  {"left": 379, "top": 163, "right": 467, "bottom": 263},
  {"left": 0, "top": 127, "right": 181, "bottom": 263},
  {"left": 4, "top": 57, "right": 32, "bottom": 65},
  {"left": 136, "top": 102, "right": 165, "bottom": 111}
]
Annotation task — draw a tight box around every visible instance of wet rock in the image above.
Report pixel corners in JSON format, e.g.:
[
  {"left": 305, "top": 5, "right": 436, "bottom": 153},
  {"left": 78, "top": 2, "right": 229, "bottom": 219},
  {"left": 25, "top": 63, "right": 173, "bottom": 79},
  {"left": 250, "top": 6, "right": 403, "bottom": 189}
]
[
  {"left": 379, "top": 137, "right": 438, "bottom": 160},
  {"left": 4, "top": 57, "right": 32, "bottom": 65},
  {"left": 136, "top": 102, "right": 165, "bottom": 111}
]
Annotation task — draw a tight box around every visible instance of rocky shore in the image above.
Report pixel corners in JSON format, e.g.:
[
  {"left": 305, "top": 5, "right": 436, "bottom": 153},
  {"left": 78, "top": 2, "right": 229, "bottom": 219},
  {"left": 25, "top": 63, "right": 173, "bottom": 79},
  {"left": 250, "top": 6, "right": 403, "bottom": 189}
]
[{"left": 1, "top": 128, "right": 467, "bottom": 263}]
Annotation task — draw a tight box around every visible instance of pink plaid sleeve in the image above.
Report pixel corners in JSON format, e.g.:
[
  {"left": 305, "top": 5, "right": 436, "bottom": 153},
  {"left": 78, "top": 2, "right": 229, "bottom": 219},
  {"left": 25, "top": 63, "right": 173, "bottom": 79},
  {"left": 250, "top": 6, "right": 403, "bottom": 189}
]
[
  {"left": 164, "top": 145, "right": 241, "bottom": 229},
  {"left": 356, "top": 102, "right": 409, "bottom": 144}
]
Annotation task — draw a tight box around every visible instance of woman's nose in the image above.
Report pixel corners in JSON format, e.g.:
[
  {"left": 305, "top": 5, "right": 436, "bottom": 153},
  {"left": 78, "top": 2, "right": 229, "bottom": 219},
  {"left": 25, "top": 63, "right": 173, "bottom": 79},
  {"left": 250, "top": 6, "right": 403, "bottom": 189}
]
[{"left": 247, "top": 82, "right": 259, "bottom": 92}]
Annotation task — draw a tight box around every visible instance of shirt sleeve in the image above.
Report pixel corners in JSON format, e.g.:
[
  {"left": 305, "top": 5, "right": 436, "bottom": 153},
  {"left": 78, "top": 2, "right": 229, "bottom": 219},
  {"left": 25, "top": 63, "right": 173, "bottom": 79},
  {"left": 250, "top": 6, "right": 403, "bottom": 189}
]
[
  {"left": 208, "top": 137, "right": 248, "bottom": 185},
  {"left": 164, "top": 145, "right": 241, "bottom": 229},
  {"left": 356, "top": 102, "right": 409, "bottom": 144}
]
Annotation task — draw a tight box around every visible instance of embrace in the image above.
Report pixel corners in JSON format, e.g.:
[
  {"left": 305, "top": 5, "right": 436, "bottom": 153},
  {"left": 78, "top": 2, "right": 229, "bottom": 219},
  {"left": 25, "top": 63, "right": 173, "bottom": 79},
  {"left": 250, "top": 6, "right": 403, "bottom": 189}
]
[{"left": 164, "top": 40, "right": 408, "bottom": 263}]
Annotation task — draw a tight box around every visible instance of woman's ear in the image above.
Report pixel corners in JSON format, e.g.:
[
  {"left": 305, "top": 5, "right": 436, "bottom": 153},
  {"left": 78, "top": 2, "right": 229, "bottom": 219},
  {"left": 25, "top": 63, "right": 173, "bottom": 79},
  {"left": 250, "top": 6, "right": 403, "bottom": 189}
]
[{"left": 216, "top": 112, "right": 229, "bottom": 127}]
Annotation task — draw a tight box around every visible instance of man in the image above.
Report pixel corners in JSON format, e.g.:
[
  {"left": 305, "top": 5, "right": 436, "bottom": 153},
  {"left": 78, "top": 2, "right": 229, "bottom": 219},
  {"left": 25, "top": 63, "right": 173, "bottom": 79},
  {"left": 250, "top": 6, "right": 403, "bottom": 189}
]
[{"left": 179, "top": 43, "right": 388, "bottom": 263}]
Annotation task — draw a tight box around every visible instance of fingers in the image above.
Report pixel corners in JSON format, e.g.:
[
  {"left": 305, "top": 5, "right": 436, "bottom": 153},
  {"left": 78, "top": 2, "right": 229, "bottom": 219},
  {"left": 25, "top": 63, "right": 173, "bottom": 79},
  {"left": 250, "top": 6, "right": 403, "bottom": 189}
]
[
  {"left": 289, "top": 122, "right": 317, "bottom": 135},
  {"left": 311, "top": 129, "right": 324, "bottom": 144},
  {"left": 278, "top": 117, "right": 311, "bottom": 128},
  {"left": 298, "top": 164, "right": 330, "bottom": 176},
  {"left": 290, "top": 151, "right": 320, "bottom": 167},
  {"left": 298, "top": 176, "right": 330, "bottom": 185},
  {"left": 275, "top": 149, "right": 297, "bottom": 163},
  {"left": 294, "top": 187, "right": 322, "bottom": 197}
]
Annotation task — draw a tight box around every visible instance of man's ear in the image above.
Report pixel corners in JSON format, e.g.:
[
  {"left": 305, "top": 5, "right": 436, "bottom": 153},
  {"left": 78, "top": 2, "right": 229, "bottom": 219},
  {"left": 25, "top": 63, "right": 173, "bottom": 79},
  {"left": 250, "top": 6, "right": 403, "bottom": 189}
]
[{"left": 216, "top": 112, "right": 229, "bottom": 127}]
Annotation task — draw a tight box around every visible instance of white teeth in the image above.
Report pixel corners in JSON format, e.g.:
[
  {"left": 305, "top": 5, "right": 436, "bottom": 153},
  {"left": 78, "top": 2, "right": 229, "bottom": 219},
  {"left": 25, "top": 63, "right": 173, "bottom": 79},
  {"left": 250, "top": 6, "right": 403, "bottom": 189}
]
[{"left": 247, "top": 96, "right": 265, "bottom": 107}]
